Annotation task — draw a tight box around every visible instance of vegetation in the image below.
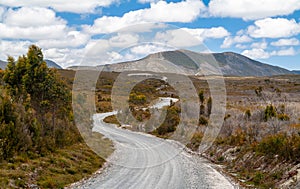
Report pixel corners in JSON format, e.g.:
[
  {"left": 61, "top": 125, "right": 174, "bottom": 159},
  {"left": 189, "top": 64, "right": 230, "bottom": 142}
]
[
  {"left": 264, "top": 104, "right": 277, "bottom": 121},
  {"left": 129, "top": 93, "right": 147, "bottom": 105},
  {"left": 0, "top": 143, "right": 105, "bottom": 188},
  {"left": 191, "top": 76, "right": 300, "bottom": 188},
  {"left": 152, "top": 105, "right": 181, "bottom": 136},
  {"left": 0, "top": 45, "right": 81, "bottom": 160},
  {"left": 0, "top": 45, "right": 110, "bottom": 188},
  {"left": 92, "top": 64, "right": 300, "bottom": 188}
]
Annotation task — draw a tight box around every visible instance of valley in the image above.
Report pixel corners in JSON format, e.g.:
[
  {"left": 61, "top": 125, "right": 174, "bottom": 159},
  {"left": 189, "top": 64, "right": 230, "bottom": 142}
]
[{"left": 90, "top": 70, "right": 300, "bottom": 188}]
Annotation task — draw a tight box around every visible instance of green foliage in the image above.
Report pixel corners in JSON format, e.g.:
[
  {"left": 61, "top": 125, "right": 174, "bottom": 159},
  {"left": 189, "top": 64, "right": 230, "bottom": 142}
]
[
  {"left": 155, "top": 106, "right": 180, "bottom": 136},
  {"left": 0, "top": 143, "right": 106, "bottom": 189},
  {"left": 207, "top": 97, "right": 212, "bottom": 116},
  {"left": 129, "top": 93, "right": 147, "bottom": 105},
  {"left": 264, "top": 104, "right": 276, "bottom": 121},
  {"left": 256, "top": 133, "right": 300, "bottom": 161},
  {"left": 186, "top": 132, "right": 203, "bottom": 151},
  {"left": 277, "top": 113, "right": 290, "bottom": 121},
  {"left": 227, "top": 129, "right": 247, "bottom": 146},
  {"left": 200, "top": 104, "right": 205, "bottom": 115},
  {"left": 217, "top": 156, "right": 224, "bottom": 162},
  {"left": 199, "top": 116, "right": 208, "bottom": 125},
  {"left": 252, "top": 171, "right": 265, "bottom": 185},
  {"left": 198, "top": 90, "right": 204, "bottom": 104},
  {"left": 245, "top": 109, "right": 251, "bottom": 120},
  {"left": 0, "top": 45, "right": 81, "bottom": 161}
]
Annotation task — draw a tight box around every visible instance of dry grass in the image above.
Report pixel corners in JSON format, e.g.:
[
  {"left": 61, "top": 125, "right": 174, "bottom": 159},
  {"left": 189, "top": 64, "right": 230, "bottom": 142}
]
[{"left": 0, "top": 142, "right": 111, "bottom": 189}]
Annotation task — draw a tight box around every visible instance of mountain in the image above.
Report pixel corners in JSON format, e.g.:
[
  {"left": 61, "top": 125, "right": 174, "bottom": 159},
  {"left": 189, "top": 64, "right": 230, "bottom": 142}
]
[
  {"left": 44, "top": 59, "right": 62, "bottom": 69},
  {"left": 0, "top": 59, "right": 62, "bottom": 70},
  {"left": 292, "top": 70, "right": 300, "bottom": 75},
  {"left": 93, "top": 50, "right": 293, "bottom": 76},
  {"left": 0, "top": 60, "right": 7, "bottom": 70}
]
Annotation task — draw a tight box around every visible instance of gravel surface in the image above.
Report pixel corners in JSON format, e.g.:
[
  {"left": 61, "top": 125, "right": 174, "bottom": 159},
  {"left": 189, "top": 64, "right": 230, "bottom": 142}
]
[{"left": 69, "top": 98, "right": 237, "bottom": 189}]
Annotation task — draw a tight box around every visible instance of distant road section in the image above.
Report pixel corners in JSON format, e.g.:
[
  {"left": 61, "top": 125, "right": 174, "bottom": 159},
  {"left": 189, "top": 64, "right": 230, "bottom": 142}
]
[{"left": 70, "top": 98, "right": 236, "bottom": 189}]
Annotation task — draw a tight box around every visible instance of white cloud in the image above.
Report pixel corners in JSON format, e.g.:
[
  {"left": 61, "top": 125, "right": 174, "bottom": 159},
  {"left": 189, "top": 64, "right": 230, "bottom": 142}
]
[
  {"left": 43, "top": 48, "right": 84, "bottom": 67},
  {"left": 0, "top": 24, "right": 67, "bottom": 40},
  {"left": 182, "top": 27, "right": 230, "bottom": 42},
  {"left": 37, "top": 31, "right": 90, "bottom": 48},
  {"left": 0, "top": 7, "right": 91, "bottom": 48},
  {"left": 0, "top": 7, "right": 68, "bottom": 40},
  {"left": 0, "top": 7, "right": 93, "bottom": 65},
  {"left": 271, "top": 47, "right": 296, "bottom": 56},
  {"left": 242, "top": 47, "right": 297, "bottom": 60},
  {"left": 271, "top": 38, "right": 300, "bottom": 46},
  {"left": 84, "top": 0, "right": 205, "bottom": 34},
  {"left": 247, "top": 18, "right": 300, "bottom": 38},
  {"left": 155, "top": 29, "right": 202, "bottom": 48},
  {"left": 0, "top": 6, "right": 5, "bottom": 21},
  {"left": 153, "top": 27, "right": 229, "bottom": 48},
  {"left": 209, "top": 0, "right": 300, "bottom": 20},
  {"left": 251, "top": 40, "right": 268, "bottom": 49},
  {"left": 0, "top": 0, "right": 117, "bottom": 13},
  {"left": 235, "top": 44, "right": 247, "bottom": 49},
  {"left": 3, "top": 7, "right": 66, "bottom": 27},
  {"left": 108, "top": 33, "right": 139, "bottom": 48},
  {"left": 106, "top": 51, "right": 124, "bottom": 63},
  {"left": 242, "top": 48, "right": 270, "bottom": 59},
  {"left": 221, "top": 35, "right": 252, "bottom": 48},
  {"left": 138, "top": 0, "right": 160, "bottom": 3},
  {"left": 142, "top": 0, "right": 204, "bottom": 22},
  {"left": 0, "top": 40, "right": 32, "bottom": 60},
  {"left": 130, "top": 44, "right": 175, "bottom": 55}
]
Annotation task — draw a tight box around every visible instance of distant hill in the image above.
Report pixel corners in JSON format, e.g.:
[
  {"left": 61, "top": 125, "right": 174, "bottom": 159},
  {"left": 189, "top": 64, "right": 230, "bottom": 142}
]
[
  {"left": 0, "top": 59, "right": 62, "bottom": 70},
  {"left": 292, "top": 70, "right": 300, "bottom": 75},
  {"left": 44, "top": 59, "right": 62, "bottom": 69},
  {"left": 0, "top": 60, "right": 7, "bottom": 70},
  {"left": 83, "top": 50, "right": 294, "bottom": 76}
]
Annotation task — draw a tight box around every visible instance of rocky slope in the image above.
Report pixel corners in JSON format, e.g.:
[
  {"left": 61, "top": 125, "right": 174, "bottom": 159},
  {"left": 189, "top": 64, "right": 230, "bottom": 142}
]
[{"left": 73, "top": 50, "right": 294, "bottom": 77}]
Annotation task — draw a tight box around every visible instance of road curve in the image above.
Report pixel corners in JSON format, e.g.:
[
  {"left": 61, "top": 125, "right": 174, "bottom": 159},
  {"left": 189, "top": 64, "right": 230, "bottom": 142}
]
[{"left": 70, "top": 99, "right": 236, "bottom": 189}]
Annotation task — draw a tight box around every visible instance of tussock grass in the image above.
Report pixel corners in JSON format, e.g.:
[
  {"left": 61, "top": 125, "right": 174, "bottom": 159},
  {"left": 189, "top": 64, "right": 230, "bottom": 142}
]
[{"left": 0, "top": 143, "right": 109, "bottom": 189}]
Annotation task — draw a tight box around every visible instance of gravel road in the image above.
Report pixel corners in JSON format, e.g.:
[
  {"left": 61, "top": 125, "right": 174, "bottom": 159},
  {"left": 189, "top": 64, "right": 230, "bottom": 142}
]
[{"left": 70, "top": 98, "right": 237, "bottom": 189}]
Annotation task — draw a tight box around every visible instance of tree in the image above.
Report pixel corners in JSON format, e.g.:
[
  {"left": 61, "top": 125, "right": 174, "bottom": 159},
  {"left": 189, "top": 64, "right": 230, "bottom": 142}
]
[
  {"left": 245, "top": 109, "right": 251, "bottom": 121},
  {"left": 207, "top": 97, "right": 212, "bottom": 116},
  {"left": 199, "top": 91, "right": 205, "bottom": 115},
  {"left": 1, "top": 45, "right": 80, "bottom": 157},
  {"left": 198, "top": 91, "right": 205, "bottom": 104}
]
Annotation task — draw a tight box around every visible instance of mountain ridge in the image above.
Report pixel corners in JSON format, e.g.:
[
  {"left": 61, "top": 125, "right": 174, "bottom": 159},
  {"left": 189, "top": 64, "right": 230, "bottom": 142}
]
[
  {"left": 292, "top": 70, "right": 300, "bottom": 74},
  {"left": 0, "top": 59, "right": 62, "bottom": 69},
  {"left": 89, "top": 50, "right": 295, "bottom": 76}
]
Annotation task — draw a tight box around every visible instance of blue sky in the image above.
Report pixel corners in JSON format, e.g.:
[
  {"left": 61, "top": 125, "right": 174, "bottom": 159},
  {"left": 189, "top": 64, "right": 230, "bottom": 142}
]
[{"left": 0, "top": 0, "right": 299, "bottom": 70}]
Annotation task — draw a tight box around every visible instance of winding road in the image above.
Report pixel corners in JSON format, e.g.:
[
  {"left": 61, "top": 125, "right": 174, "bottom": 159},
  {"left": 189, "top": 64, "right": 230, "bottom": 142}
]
[{"left": 70, "top": 98, "right": 236, "bottom": 189}]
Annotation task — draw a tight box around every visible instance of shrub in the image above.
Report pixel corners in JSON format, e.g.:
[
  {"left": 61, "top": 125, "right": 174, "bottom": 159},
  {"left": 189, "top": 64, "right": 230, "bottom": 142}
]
[
  {"left": 255, "top": 86, "right": 263, "bottom": 97},
  {"left": 129, "top": 93, "right": 146, "bottom": 105},
  {"left": 155, "top": 106, "right": 180, "bottom": 136},
  {"left": 277, "top": 114, "right": 290, "bottom": 121},
  {"left": 199, "top": 116, "right": 208, "bottom": 125},
  {"left": 253, "top": 171, "right": 265, "bottom": 185},
  {"left": 256, "top": 133, "right": 300, "bottom": 161},
  {"left": 264, "top": 104, "right": 276, "bottom": 121},
  {"left": 207, "top": 97, "right": 212, "bottom": 116},
  {"left": 217, "top": 156, "right": 224, "bottom": 162},
  {"left": 200, "top": 104, "right": 205, "bottom": 115},
  {"left": 186, "top": 132, "right": 203, "bottom": 151},
  {"left": 245, "top": 109, "right": 251, "bottom": 120},
  {"left": 198, "top": 90, "right": 204, "bottom": 104}
]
